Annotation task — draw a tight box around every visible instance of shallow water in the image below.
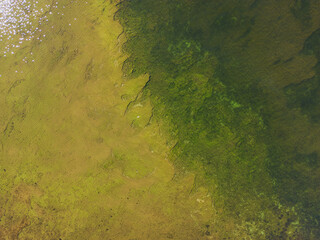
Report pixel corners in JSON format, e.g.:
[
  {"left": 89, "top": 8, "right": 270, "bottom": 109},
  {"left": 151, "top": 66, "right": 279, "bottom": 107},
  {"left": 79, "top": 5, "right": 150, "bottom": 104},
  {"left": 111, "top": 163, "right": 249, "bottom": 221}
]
[
  {"left": 0, "top": 0, "right": 54, "bottom": 57},
  {"left": 0, "top": 1, "right": 215, "bottom": 239},
  {"left": 116, "top": 0, "right": 320, "bottom": 238},
  {"left": 1, "top": 0, "right": 320, "bottom": 239}
]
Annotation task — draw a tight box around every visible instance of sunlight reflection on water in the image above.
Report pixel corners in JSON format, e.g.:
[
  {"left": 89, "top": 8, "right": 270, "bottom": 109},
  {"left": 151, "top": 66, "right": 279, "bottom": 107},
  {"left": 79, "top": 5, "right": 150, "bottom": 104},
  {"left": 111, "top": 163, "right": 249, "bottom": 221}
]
[{"left": 0, "top": 0, "right": 53, "bottom": 56}]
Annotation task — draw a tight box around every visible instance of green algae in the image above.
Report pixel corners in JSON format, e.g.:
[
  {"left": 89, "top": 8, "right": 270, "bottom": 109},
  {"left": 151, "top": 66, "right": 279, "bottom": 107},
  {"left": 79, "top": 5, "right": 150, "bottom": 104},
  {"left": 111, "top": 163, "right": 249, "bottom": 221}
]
[
  {"left": 0, "top": 0, "right": 219, "bottom": 239},
  {"left": 285, "top": 28, "right": 320, "bottom": 122},
  {"left": 291, "top": 0, "right": 312, "bottom": 27},
  {"left": 0, "top": 0, "right": 319, "bottom": 238},
  {"left": 116, "top": 0, "right": 320, "bottom": 238}
]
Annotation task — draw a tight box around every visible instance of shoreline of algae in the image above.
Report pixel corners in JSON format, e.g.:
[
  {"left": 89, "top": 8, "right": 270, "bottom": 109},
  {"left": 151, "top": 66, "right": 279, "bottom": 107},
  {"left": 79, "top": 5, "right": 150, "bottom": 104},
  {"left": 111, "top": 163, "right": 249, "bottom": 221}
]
[{"left": 0, "top": 0, "right": 217, "bottom": 239}]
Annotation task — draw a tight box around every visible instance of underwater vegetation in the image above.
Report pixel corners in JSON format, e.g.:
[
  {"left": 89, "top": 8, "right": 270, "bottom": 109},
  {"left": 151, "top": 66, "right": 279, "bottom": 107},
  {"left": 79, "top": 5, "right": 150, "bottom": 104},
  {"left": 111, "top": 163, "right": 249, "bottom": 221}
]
[
  {"left": 285, "top": 28, "right": 320, "bottom": 122},
  {"left": 116, "top": 0, "right": 320, "bottom": 238}
]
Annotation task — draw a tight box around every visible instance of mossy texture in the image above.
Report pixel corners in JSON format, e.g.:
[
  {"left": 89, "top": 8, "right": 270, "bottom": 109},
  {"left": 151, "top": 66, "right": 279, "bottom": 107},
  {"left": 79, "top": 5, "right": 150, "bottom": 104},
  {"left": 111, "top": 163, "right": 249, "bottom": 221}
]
[
  {"left": 116, "top": 0, "right": 320, "bottom": 238},
  {"left": 0, "top": 0, "right": 217, "bottom": 239}
]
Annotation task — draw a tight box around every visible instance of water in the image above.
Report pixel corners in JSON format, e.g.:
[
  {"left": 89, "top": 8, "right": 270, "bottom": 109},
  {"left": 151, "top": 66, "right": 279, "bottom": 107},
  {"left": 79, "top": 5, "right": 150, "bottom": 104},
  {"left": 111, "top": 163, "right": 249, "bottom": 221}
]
[
  {"left": 0, "top": 0, "right": 215, "bottom": 239},
  {"left": 117, "top": 0, "right": 320, "bottom": 238},
  {"left": 0, "top": 0, "right": 55, "bottom": 57},
  {"left": 1, "top": 0, "right": 320, "bottom": 239}
]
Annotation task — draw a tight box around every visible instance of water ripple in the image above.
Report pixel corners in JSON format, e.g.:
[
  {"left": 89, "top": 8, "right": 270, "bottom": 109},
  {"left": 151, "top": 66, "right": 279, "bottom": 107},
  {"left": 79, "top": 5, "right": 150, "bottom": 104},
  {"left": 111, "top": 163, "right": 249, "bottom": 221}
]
[{"left": 0, "top": 0, "right": 53, "bottom": 56}]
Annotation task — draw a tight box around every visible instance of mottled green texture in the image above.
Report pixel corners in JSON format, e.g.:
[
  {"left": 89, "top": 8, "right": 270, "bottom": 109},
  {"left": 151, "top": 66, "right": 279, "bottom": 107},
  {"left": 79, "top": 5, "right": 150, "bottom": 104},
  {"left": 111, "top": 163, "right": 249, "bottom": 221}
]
[
  {"left": 0, "top": 1, "right": 217, "bottom": 239},
  {"left": 285, "top": 29, "right": 320, "bottom": 122},
  {"left": 116, "top": 0, "right": 320, "bottom": 238},
  {"left": 291, "top": 0, "right": 312, "bottom": 27}
]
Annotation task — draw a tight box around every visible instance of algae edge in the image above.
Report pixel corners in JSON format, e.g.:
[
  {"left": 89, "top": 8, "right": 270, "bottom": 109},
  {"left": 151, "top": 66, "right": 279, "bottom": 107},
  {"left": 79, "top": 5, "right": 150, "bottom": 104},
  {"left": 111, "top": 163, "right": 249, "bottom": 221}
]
[{"left": 115, "top": 0, "right": 320, "bottom": 239}]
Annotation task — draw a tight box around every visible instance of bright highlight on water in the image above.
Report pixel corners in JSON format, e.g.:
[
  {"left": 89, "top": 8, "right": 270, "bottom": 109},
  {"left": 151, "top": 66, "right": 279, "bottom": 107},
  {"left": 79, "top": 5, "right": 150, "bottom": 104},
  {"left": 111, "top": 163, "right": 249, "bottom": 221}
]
[{"left": 0, "top": 0, "right": 53, "bottom": 56}]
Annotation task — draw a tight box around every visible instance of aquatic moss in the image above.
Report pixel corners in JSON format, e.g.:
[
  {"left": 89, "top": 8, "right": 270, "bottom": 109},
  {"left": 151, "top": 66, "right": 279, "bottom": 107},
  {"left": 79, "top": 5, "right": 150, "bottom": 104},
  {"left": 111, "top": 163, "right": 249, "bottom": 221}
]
[
  {"left": 116, "top": 0, "right": 320, "bottom": 238},
  {"left": 285, "top": 28, "right": 320, "bottom": 122},
  {"left": 291, "top": 0, "right": 312, "bottom": 27}
]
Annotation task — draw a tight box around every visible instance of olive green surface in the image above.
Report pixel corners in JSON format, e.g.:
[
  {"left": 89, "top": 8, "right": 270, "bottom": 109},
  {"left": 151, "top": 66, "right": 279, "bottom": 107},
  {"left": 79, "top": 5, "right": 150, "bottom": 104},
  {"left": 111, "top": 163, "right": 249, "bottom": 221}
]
[
  {"left": 0, "top": 1, "right": 215, "bottom": 239},
  {"left": 1, "top": 0, "right": 320, "bottom": 239},
  {"left": 116, "top": 0, "right": 320, "bottom": 239}
]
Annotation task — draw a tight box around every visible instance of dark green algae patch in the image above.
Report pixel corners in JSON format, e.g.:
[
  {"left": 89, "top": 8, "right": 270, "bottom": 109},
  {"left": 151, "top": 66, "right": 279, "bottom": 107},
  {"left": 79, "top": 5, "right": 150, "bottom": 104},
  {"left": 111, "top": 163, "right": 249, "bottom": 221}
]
[{"left": 115, "top": 0, "right": 320, "bottom": 239}]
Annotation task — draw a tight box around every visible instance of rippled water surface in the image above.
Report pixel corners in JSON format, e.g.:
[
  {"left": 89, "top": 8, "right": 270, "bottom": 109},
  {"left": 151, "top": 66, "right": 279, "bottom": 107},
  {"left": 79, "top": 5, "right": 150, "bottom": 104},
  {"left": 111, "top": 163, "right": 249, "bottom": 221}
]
[{"left": 0, "top": 0, "right": 55, "bottom": 57}]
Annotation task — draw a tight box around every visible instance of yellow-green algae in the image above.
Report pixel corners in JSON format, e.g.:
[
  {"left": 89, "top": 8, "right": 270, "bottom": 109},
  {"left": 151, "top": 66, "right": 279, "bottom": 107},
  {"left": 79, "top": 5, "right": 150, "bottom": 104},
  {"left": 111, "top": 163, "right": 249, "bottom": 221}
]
[
  {"left": 0, "top": 1, "right": 216, "bottom": 239},
  {"left": 1, "top": 0, "right": 320, "bottom": 239}
]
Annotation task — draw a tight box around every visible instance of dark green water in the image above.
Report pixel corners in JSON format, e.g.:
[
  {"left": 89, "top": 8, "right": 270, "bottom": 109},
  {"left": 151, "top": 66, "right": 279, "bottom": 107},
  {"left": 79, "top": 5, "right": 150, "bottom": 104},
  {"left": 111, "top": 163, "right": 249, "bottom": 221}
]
[{"left": 116, "top": 0, "right": 320, "bottom": 238}]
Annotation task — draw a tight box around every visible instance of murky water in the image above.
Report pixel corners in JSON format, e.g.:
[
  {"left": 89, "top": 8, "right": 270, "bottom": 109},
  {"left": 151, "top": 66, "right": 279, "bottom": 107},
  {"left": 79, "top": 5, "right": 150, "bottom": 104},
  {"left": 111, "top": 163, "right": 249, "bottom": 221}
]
[{"left": 116, "top": 0, "right": 320, "bottom": 239}]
